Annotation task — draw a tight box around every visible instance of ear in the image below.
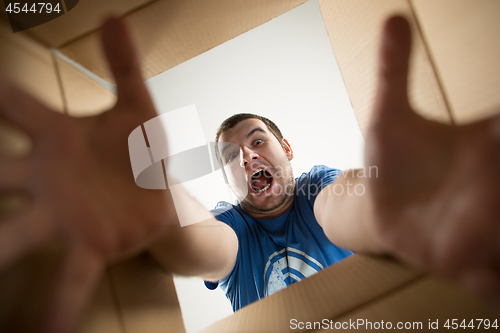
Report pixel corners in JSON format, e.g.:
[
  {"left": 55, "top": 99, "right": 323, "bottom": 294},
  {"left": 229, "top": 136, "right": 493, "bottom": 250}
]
[{"left": 282, "top": 139, "right": 294, "bottom": 161}]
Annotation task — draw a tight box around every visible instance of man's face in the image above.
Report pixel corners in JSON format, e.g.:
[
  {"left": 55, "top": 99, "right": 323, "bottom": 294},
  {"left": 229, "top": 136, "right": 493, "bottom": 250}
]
[{"left": 218, "top": 119, "right": 295, "bottom": 218}]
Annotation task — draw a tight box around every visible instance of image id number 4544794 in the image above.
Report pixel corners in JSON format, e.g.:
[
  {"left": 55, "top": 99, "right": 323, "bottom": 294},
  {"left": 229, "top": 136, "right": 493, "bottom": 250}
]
[
  {"left": 5, "top": 2, "right": 61, "bottom": 14},
  {"left": 443, "top": 319, "right": 498, "bottom": 330}
]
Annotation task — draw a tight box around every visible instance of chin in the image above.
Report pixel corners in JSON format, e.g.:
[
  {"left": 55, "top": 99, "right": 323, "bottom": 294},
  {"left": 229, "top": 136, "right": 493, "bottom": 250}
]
[{"left": 242, "top": 192, "right": 291, "bottom": 214}]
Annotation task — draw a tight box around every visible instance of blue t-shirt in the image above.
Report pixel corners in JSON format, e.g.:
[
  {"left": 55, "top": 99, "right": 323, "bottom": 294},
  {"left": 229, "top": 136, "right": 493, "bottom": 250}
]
[{"left": 205, "top": 165, "right": 353, "bottom": 311}]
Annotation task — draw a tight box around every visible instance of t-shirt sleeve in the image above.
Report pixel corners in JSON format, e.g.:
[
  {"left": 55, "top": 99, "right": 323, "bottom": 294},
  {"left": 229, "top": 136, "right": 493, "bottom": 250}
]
[
  {"left": 306, "top": 165, "right": 342, "bottom": 203},
  {"left": 309, "top": 165, "right": 342, "bottom": 189},
  {"left": 210, "top": 201, "right": 238, "bottom": 230}
]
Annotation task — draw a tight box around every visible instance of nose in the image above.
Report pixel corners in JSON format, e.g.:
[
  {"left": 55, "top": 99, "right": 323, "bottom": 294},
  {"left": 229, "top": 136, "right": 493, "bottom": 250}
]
[{"left": 239, "top": 147, "right": 259, "bottom": 168}]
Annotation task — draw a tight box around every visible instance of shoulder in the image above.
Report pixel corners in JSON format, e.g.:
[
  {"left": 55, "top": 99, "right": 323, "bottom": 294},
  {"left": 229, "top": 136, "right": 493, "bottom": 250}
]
[
  {"left": 211, "top": 201, "right": 236, "bottom": 222},
  {"left": 294, "top": 166, "right": 343, "bottom": 205},
  {"left": 212, "top": 201, "right": 234, "bottom": 213},
  {"left": 297, "top": 165, "right": 343, "bottom": 188},
  {"left": 210, "top": 201, "right": 246, "bottom": 233}
]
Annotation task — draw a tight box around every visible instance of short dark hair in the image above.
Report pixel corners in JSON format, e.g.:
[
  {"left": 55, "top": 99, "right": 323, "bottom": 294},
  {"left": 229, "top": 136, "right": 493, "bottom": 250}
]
[{"left": 215, "top": 113, "right": 284, "bottom": 166}]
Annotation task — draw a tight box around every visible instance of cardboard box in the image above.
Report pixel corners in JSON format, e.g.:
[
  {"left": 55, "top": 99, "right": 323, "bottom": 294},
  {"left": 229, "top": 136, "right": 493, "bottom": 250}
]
[
  {"left": 0, "top": 0, "right": 499, "bottom": 332},
  {"left": 201, "top": 255, "right": 488, "bottom": 332}
]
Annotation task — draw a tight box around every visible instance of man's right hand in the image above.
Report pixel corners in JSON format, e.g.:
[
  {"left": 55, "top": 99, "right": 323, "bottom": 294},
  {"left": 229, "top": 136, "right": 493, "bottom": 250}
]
[{"left": 0, "top": 18, "right": 173, "bottom": 333}]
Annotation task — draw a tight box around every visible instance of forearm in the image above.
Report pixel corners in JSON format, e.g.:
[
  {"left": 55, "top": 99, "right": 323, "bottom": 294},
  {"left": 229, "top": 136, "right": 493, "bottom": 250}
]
[
  {"left": 315, "top": 169, "right": 388, "bottom": 254},
  {"left": 148, "top": 186, "right": 237, "bottom": 280}
]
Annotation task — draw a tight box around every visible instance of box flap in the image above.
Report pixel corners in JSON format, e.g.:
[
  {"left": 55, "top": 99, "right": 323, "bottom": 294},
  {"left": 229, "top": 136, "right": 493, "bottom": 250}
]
[
  {"left": 318, "top": 0, "right": 451, "bottom": 136},
  {"left": 201, "top": 255, "right": 423, "bottom": 333},
  {"left": 0, "top": 21, "right": 64, "bottom": 112},
  {"left": 330, "top": 276, "right": 491, "bottom": 331},
  {"left": 20, "top": 0, "right": 156, "bottom": 48},
  {"left": 57, "top": 0, "right": 308, "bottom": 82},
  {"left": 56, "top": 56, "right": 116, "bottom": 117},
  {"left": 410, "top": 0, "right": 500, "bottom": 124}
]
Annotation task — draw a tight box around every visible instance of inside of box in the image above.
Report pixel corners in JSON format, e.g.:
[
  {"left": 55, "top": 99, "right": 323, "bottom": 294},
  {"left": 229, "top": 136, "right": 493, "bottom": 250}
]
[{"left": 1, "top": 0, "right": 499, "bottom": 332}]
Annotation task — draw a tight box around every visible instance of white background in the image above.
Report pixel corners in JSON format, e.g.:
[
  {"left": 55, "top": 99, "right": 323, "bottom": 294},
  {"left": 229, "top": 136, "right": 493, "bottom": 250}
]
[{"left": 145, "top": 0, "right": 365, "bottom": 332}]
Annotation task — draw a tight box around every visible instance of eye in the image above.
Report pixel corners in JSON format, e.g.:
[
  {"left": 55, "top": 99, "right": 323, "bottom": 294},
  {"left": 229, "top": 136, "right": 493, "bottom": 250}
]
[
  {"left": 226, "top": 152, "right": 238, "bottom": 163},
  {"left": 253, "top": 139, "right": 263, "bottom": 146}
]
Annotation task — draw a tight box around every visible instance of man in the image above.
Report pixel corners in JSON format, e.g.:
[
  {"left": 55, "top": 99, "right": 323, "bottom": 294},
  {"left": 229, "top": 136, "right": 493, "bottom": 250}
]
[
  {"left": 203, "top": 113, "right": 354, "bottom": 311},
  {"left": 0, "top": 15, "right": 498, "bottom": 333}
]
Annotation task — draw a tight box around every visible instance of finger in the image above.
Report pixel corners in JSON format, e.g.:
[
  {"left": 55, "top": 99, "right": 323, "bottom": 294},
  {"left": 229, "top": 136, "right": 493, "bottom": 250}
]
[
  {"left": 489, "top": 112, "right": 500, "bottom": 140},
  {"left": 374, "top": 15, "right": 412, "bottom": 116},
  {"left": 460, "top": 267, "right": 500, "bottom": 309},
  {"left": 101, "top": 17, "right": 155, "bottom": 113},
  {"left": 0, "top": 203, "right": 54, "bottom": 268},
  {"left": 44, "top": 244, "right": 103, "bottom": 333},
  {"left": 0, "top": 159, "right": 29, "bottom": 192},
  {"left": 0, "top": 72, "right": 59, "bottom": 136}
]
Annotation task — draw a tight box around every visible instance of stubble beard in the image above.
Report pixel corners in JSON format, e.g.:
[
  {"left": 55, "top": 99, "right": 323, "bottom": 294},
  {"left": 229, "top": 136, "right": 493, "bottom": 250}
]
[{"left": 238, "top": 169, "right": 295, "bottom": 216}]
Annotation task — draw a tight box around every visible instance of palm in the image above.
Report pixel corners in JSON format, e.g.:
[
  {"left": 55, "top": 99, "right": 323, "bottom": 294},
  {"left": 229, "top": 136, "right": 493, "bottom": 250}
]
[
  {"left": 37, "top": 109, "right": 166, "bottom": 257},
  {"left": 366, "top": 17, "right": 500, "bottom": 306},
  {"left": 368, "top": 108, "right": 455, "bottom": 207},
  {"left": 0, "top": 18, "right": 171, "bottom": 332}
]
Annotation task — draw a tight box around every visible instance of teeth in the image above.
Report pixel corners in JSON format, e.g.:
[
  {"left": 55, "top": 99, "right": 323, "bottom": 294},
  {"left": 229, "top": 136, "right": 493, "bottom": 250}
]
[
  {"left": 251, "top": 169, "right": 264, "bottom": 177},
  {"left": 250, "top": 169, "right": 271, "bottom": 193},
  {"left": 256, "top": 183, "right": 270, "bottom": 193}
]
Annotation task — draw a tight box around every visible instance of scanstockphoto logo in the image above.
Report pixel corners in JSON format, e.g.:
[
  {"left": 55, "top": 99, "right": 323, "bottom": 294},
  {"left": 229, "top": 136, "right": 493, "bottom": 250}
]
[
  {"left": 128, "top": 105, "right": 237, "bottom": 227},
  {"left": 3, "top": 0, "right": 79, "bottom": 33}
]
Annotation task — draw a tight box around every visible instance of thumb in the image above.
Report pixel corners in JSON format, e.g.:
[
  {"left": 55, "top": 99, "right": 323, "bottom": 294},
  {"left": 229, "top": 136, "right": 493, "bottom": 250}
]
[
  {"left": 373, "top": 15, "right": 412, "bottom": 118},
  {"left": 101, "top": 17, "right": 155, "bottom": 112}
]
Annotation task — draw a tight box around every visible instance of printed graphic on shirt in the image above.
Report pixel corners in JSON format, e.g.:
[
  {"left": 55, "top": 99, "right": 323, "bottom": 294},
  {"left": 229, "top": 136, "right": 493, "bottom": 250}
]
[{"left": 263, "top": 247, "right": 324, "bottom": 296}]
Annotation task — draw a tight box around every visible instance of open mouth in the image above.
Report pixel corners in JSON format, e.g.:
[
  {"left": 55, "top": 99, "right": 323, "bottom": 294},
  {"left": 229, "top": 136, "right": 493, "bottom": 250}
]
[{"left": 250, "top": 169, "right": 273, "bottom": 193}]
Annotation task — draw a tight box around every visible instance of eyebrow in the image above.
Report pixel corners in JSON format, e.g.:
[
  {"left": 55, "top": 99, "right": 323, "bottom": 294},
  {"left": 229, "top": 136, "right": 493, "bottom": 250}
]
[{"left": 246, "top": 127, "right": 266, "bottom": 139}]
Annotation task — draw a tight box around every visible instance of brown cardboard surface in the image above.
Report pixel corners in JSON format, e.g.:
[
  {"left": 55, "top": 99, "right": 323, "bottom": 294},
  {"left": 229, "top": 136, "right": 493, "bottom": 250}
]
[
  {"left": 318, "top": 0, "right": 451, "bottom": 137},
  {"left": 58, "top": 0, "right": 308, "bottom": 82},
  {"left": 0, "top": 21, "right": 64, "bottom": 112},
  {"left": 201, "top": 255, "right": 424, "bottom": 333},
  {"left": 21, "top": 0, "right": 156, "bottom": 48},
  {"left": 108, "top": 253, "right": 185, "bottom": 333},
  {"left": 56, "top": 56, "right": 116, "bottom": 117},
  {"left": 328, "top": 276, "right": 491, "bottom": 331},
  {"left": 203, "top": 256, "right": 491, "bottom": 333},
  {"left": 411, "top": 0, "right": 500, "bottom": 124}
]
